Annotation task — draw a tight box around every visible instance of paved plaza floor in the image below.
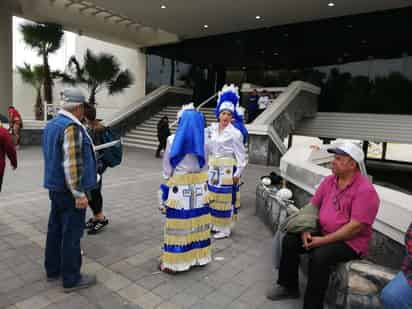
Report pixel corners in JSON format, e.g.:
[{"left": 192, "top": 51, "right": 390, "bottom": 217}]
[{"left": 0, "top": 146, "right": 303, "bottom": 309}]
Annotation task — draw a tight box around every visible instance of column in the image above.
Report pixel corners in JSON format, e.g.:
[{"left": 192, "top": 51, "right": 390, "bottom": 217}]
[{"left": 0, "top": 4, "right": 12, "bottom": 119}]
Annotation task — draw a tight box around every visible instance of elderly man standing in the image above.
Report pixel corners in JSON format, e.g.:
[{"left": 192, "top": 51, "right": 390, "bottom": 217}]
[
  {"left": 42, "top": 88, "right": 97, "bottom": 292},
  {"left": 267, "top": 142, "right": 380, "bottom": 309}
]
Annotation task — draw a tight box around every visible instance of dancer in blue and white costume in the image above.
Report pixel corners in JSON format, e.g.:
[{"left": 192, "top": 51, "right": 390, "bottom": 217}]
[
  {"left": 160, "top": 104, "right": 211, "bottom": 273},
  {"left": 207, "top": 85, "right": 248, "bottom": 239}
]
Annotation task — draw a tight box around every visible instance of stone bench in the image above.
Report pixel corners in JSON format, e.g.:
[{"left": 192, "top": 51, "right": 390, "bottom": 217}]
[
  {"left": 256, "top": 184, "right": 398, "bottom": 309},
  {"left": 325, "top": 260, "right": 396, "bottom": 309}
]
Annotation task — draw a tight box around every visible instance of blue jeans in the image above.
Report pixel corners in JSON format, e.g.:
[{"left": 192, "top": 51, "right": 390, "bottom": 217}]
[
  {"left": 381, "top": 271, "right": 412, "bottom": 309},
  {"left": 45, "top": 191, "right": 86, "bottom": 288}
]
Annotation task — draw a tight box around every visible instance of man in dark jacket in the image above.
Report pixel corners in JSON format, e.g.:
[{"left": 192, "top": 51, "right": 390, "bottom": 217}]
[
  {"left": 42, "top": 88, "right": 97, "bottom": 292},
  {"left": 0, "top": 122, "right": 17, "bottom": 192},
  {"left": 156, "top": 116, "right": 170, "bottom": 158}
]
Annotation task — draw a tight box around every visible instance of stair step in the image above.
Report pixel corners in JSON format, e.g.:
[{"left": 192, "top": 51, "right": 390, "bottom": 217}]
[
  {"left": 123, "top": 142, "right": 157, "bottom": 151},
  {"left": 124, "top": 134, "right": 157, "bottom": 142},
  {"left": 138, "top": 124, "right": 157, "bottom": 130},
  {"left": 122, "top": 104, "right": 217, "bottom": 145},
  {"left": 123, "top": 137, "right": 158, "bottom": 146},
  {"left": 127, "top": 131, "right": 158, "bottom": 137}
]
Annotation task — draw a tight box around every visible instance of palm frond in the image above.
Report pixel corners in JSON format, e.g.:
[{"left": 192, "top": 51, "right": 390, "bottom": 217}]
[
  {"left": 55, "top": 72, "right": 77, "bottom": 85},
  {"left": 20, "top": 22, "right": 63, "bottom": 55},
  {"left": 67, "top": 56, "right": 88, "bottom": 84},
  {"left": 108, "top": 69, "right": 134, "bottom": 94},
  {"left": 17, "top": 63, "right": 44, "bottom": 89},
  {"left": 85, "top": 49, "right": 120, "bottom": 83}
]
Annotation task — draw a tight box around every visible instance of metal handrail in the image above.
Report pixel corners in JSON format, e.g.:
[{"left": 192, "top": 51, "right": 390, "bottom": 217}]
[
  {"left": 196, "top": 93, "right": 218, "bottom": 111},
  {"left": 170, "top": 92, "right": 218, "bottom": 129}
]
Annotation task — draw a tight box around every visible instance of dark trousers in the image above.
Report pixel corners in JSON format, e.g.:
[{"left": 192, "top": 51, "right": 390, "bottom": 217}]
[
  {"left": 45, "top": 191, "right": 86, "bottom": 288},
  {"left": 0, "top": 172, "right": 3, "bottom": 192},
  {"left": 156, "top": 138, "right": 167, "bottom": 157},
  {"left": 89, "top": 179, "right": 103, "bottom": 216},
  {"left": 278, "top": 233, "right": 358, "bottom": 309},
  {"left": 247, "top": 110, "right": 258, "bottom": 123}
]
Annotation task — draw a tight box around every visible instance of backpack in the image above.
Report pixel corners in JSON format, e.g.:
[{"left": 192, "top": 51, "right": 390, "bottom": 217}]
[{"left": 100, "top": 128, "right": 122, "bottom": 168}]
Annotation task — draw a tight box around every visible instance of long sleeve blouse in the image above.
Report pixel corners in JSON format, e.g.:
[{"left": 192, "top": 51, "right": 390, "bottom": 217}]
[{"left": 206, "top": 123, "right": 247, "bottom": 178}]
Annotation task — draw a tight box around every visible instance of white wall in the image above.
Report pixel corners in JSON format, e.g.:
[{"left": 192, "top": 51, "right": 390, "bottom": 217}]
[{"left": 74, "top": 35, "right": 146, "bottom": 120}]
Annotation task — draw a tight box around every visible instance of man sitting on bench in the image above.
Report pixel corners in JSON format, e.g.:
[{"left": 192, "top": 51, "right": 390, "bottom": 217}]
[{"left": 267, "top": 142, "right": 380, "bottom": 309}]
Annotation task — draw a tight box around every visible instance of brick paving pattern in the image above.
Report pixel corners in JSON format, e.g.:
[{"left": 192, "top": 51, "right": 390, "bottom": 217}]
[{"left": 0, "top": 146, "right": 302, "bottom": 309}]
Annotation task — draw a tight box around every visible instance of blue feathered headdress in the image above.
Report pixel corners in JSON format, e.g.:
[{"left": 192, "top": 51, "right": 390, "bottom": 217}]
[
  {"left": 215, "top": 84, "right": 240, "bottom": 119},
  {"left": 232, "top": 106, "right": 248, "bottom": 144}
]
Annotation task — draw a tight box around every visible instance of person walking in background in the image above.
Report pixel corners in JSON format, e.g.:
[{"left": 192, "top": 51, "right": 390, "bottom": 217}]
[
  {"left": 156, "top": 116, "right": 171, "bottom": 158},
  {"left": 83, "top": 104, "right": 109, "bottom": 235},
  {"left": 207, "top": 84, "right": 247, "bottom": 239},
  {"left": 8, "top": 106, "right": 23, "bottom": 147},
  {"left": 257, "top": 90, "right": 270, "bottom": 117},
  {"left": 0, "top": 122, "right": 17, "bottom": 192},
  {"left": 247, "top": 89, "right": 259, "bottom": 123},
  {"left": 42, "top": 87, "right": 97, "bottom": 292}
]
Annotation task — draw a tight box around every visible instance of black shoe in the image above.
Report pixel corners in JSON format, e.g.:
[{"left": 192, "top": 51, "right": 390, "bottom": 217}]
[
  {"left": 266, "top": 285, "right": 300, "bottom": 301},
  {"left": 63, "top": 274, "right": 97, "bottom": 293},
  {"left": 85, "top": 217, "right": 96, "bottom": 229},
  {"left": 88, "top": 218, "right": 109, "bottom": 235},
  {"left": 46, "top": 275, "right": 60, "bottom": 282}
]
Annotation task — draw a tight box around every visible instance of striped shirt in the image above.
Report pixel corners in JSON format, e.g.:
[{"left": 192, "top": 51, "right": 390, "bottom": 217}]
[{"left": 62, "top": 124, "right": 85, "bottom": 198}]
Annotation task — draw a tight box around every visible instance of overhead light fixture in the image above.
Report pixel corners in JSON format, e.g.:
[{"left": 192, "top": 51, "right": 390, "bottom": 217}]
[
  {"left": 203, "top": 24, "right": 209, "bottom": 29},
  {"left": 161, "top": 4, "right": 166, "bottom": 9},
  {"left": 255, "top": 15, "right": 261, "bottom": 20},
  {"left": 328, "top": 2, "right": 335, "bottom": 7}
]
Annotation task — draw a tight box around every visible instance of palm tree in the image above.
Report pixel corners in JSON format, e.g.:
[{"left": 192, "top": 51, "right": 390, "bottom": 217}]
[
  {"left": 61, "top": 49, "right": 134, "bottom": 105},
  {"left": 20, "top": 22, "right": 64, "bottom": 106},
  {"left": 16, "top": 63, "right": 45, "bottom": 120}
]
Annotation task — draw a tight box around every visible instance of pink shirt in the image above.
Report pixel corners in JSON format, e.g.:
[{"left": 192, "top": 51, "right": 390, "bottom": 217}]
[{"left": 311, "top": 172, "right": 380, "bottom": 257}]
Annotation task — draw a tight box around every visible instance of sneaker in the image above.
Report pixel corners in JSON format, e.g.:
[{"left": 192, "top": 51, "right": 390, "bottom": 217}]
[
  {"left": 85, "top": 218, "right": 95, "bottom": 229},
  {"left": 88, "top": 218, "right": 109, "bottom": 235},
  {"left": 213, "top": 231, "right": 230, "bottom": 239},
  {"left": 63, "top": 274, "right": 97, "bottom": 293},
  {"left": 266, "top": 285, "right": 300, "bottom": 301}
]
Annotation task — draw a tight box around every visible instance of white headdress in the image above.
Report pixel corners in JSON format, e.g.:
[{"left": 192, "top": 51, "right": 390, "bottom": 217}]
[{"left": 177, "top": 102, "right": 195, "bottom": 119}]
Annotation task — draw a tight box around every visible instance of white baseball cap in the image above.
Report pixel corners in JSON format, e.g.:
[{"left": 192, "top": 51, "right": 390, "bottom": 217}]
[
  {"left": 327, "top": 142, "right": 367, "bottom": 175},
  {"left": 327, "top": 142, "right": 364, "bottom": 163}
]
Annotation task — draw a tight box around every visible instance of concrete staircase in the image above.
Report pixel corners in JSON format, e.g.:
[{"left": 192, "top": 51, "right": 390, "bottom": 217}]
[{"left": 122, "top": 105, "right": 216, "bottom": 150}]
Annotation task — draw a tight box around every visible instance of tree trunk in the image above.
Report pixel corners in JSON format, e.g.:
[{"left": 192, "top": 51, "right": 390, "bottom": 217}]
[
  {"left": 88, "top": 87, "right": 97, "bottom": 105},
  {"left": 35, "top": 88, "right": 43, "bottom": 120},
  {"left": 43, "top": 53, "right": 53, "bottom": 105}
]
